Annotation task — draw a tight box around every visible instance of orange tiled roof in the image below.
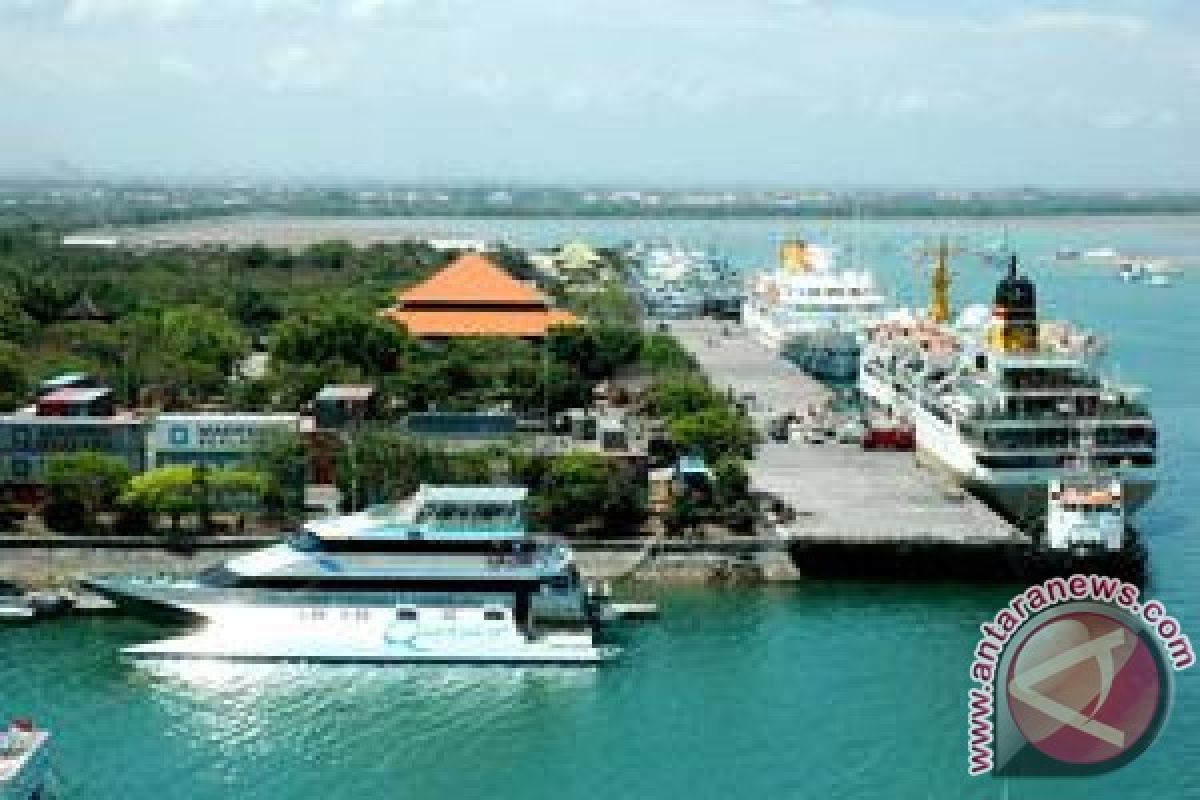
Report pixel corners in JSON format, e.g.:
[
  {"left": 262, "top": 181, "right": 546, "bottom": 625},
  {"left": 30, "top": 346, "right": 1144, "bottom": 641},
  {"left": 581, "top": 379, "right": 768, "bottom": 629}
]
[
  {"left": 383, "top": 307, "right": 578, "bottom": 337},
  {"left": 397, "top": 252, "right": 547, "bottom": 306}
]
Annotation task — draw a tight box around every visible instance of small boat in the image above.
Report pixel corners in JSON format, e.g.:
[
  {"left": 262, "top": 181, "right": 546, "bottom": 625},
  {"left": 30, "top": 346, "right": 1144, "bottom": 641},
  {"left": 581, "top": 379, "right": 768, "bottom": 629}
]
[
  {"left": 1054, "top": 247, "right": 1081, "bottom": 261},
  {"left": 0, "top": 719, "right": 51, "bottom": 800},
  {"left": 1119, "top": 258, "right": 1175, "bottom": 286},
  {"left": 0, "top": 588, "right": 34, "bottom": 624},
  {"left": 1045, "top": 476, "right": 1125, "bottom": 553},
  {"left": 0, "top": 605, "right": 34, "bottom": 623},
  {"left": 1083, "top": 247, "right": 1121, "bottom": 261},
  {"left": 1117, "top": 260, "right": 1143, "bottom": 282}
]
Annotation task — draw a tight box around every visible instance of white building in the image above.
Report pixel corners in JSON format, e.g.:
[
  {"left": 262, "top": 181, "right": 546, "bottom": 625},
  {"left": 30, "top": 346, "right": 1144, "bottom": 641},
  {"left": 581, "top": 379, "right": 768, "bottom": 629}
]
[{"left": 147, "top": 413, "right": 304, "bottom": 469}]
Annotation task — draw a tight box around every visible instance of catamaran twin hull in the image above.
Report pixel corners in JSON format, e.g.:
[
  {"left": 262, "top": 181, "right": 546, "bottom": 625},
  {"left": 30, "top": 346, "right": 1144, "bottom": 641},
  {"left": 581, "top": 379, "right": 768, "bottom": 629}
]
[
  {"left": 122, "top": 632, "right": 619, "bottom": 665},
  {"left": 82, "top": 582, "right": 615, "bottom": 665}
]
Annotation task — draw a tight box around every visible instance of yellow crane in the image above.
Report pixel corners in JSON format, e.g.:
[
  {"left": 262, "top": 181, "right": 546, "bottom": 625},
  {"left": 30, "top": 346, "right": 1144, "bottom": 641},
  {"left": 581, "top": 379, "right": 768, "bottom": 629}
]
[{"left": 917, "top": 236, "right": 962, "bottom": 324}]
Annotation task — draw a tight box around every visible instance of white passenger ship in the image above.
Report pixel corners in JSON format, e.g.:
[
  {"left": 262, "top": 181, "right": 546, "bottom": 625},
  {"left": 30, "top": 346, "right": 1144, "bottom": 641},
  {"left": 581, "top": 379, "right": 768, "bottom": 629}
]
[
  {"left": 742, "top": 239, "right": 886, "bottom": 382},
  {"left": 84, "top": 486, "right": 616, "bottom": 664},
  {"left": 859, "top": 254, "right": 1156, "bottom": 525}
]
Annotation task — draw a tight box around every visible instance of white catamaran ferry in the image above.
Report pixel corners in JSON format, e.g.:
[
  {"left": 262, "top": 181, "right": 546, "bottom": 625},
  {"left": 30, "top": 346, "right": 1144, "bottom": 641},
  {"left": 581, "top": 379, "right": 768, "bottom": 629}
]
[
  {"left": 859, "top": 254, "right": 1156, "bottom": 525},
  {"left": 84, "top": 486, "right": 617, "bottom": 664},
  {"left": 742, "top": 239, "right": 886, "bottom": 382}
]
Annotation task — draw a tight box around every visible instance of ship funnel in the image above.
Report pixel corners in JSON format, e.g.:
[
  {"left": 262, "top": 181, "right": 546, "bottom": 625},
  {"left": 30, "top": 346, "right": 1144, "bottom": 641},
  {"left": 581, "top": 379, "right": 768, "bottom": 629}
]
[
  {"left": 987, "top": 254, "right": 1039, "bottom": 353},
  {"left": 780, "top": 239, "right": 810, "bottom": 273}
]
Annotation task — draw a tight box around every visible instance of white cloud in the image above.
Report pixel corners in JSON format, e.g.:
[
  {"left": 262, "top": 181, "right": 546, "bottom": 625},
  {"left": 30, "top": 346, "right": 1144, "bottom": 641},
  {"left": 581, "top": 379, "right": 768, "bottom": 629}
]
[
  {"left": 261, "top": 43, "right": 343, "bottom": 91},
  {"left": 1014, "top": 11, "right": 1150, "bottom": 38},
  {"left": 62, "top": 0, "right": 200, "bottom": 24},
  {"left": 1094, "top": 109, "right": 1142, "bottom": 130},
  {"left": 157, "top": 54, "right": 211, "bottom": 85},
  {"left": 342, "top": 0, "right": 415, "bottom": 22}
]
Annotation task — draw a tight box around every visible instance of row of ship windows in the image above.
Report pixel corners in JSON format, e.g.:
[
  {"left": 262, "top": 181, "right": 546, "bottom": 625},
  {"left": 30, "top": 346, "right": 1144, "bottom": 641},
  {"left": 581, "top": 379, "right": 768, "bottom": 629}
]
[
  {"left": 295, "top": 608, "right": 508, "bottom": 622},
  {"left": 968, "top": 428, "right": 1156, "bottom": 449},
  {"left": 784, "top": 287, "right": 876, "bottom": 297},
  {"left": 781, "top": 304, "right": 883, "bottom": 314},
  {"left": 1059, "top": 504, "right": 1121, "bottom": 514},
  {"left": 978, "top": 454, "right": 1155, "bottom": 469}
]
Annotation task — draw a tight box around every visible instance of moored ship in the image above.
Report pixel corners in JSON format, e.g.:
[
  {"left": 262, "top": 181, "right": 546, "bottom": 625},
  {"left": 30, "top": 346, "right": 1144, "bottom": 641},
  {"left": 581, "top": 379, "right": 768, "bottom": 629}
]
[
  {"left": 742, "top": 239, "right": 886, "bottom": 382},
  {"left": 83, "top": 486, "right": 617, "bottom": 664},
  {"left": 628, "top": 243, "right": 740, "bottom": 319},
  {"left": 859, "top": 253, "right": 1157, "bottom": 527}
]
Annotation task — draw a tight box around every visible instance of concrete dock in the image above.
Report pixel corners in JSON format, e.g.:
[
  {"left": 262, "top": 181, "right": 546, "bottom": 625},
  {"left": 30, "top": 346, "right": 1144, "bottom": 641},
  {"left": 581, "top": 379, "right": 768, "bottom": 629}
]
[{"left": 668, "top": 320, "right": 1025, "bottom": 549}]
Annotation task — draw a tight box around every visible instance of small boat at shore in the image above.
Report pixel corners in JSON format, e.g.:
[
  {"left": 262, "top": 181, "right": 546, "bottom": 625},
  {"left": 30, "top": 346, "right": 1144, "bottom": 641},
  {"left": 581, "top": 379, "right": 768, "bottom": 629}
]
[{"left": 0, "top": 719, "right": 51, "bottom": 800}]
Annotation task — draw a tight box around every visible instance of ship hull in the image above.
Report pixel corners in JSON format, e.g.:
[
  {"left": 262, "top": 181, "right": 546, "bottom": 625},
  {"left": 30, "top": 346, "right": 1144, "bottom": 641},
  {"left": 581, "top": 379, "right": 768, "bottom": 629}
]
[
  {"left": 123, "top": 633, "right": 617, "bottom": 665},
  {"left": 782, "top": 333, "right": 861, "bottom": 383},
  {"left": 914, "top": 443, "right": 1157, "bottom": 526},
  {"left": 743, "top": 303, "right": 864, "bottom": 383},
  {"left": 860, "top": 368, "right": 1158, "bottom": 526},
  {"left": 80, "top": 578, "right": 596, "bottom": 626}
]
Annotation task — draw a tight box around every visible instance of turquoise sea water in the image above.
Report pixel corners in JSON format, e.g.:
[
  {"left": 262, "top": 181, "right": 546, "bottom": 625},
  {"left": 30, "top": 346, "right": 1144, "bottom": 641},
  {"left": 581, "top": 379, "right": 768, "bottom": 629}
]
[{"left": 3, "top": 215, "right": 1200, "bottom": 798}]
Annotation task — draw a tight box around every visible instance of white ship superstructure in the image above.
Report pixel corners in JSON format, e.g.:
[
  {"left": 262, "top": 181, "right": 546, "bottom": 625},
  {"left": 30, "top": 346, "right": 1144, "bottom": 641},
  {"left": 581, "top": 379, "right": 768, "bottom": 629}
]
[
  {"left": 742, "top": 240, "right": 886, "bottom": 381},
  {"left": 859, "top": 255, "right": 1156, "bottom": 524},
  {"left": 629, "top": 243, "right": 739, "bottom": 318},
  {"left": 84, "top": 486, "right": 616, "bottom": 664}
]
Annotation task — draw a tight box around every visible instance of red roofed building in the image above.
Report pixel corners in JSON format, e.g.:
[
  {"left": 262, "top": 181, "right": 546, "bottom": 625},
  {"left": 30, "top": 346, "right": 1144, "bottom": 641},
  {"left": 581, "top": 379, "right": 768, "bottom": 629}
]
[{"left": 382, "top": 252, "right": 579, "bottom": 339}]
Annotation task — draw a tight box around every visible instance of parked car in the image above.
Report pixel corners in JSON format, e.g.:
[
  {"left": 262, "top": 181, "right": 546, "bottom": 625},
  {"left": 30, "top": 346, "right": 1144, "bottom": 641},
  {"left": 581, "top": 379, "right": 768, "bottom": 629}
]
[
  {"left": 862, "top": 426, "right": 915, "bottom": 451},
  {"left": 836, "top": 421, "right": 865, "bottom": 444},
  {"left": 800, "top": 427, "right": 827, "bottom": 445}
]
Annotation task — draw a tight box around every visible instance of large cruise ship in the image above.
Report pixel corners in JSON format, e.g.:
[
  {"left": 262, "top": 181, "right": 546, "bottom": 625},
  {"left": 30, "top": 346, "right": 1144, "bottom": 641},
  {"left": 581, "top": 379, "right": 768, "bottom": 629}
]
[
  {"left": 83, "top": 486, "right": 616, "bottom": 664},
  {"left": 742, "top": 239, "right": 886, "bottom": 382},
  {"left": 859, "top": 254, "right": 1157, "bottom": 525}
]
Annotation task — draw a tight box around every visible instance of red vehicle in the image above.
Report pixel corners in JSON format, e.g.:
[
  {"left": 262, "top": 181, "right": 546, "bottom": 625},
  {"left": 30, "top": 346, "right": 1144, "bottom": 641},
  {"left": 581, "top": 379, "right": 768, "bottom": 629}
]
[{"left": 862, "top": 425, "right": 916, "bottom": 451}]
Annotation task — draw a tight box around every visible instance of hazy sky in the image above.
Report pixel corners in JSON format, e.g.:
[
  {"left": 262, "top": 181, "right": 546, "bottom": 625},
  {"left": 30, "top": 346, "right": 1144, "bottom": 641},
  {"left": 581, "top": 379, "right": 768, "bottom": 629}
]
[{"left": 2, "top": 0, "right": 1198, "bottom": 186}]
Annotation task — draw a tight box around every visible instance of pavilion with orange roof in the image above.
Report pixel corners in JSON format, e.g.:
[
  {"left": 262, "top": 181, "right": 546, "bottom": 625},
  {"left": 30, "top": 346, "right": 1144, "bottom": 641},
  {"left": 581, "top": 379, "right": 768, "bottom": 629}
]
[{"left": 381, "top": 252, "right": 579, "bottom": 339}]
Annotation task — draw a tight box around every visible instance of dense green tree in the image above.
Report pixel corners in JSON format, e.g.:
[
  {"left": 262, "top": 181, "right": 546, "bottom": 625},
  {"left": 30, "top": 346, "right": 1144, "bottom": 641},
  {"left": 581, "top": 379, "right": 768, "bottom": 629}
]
[
  {"left": 43, "top": 452, "right": 133, "bottom": 532},
  {"left": 236, "top": 243, "right": 274, "bottom": 271},
  {"left": 229, "top": 285, "right": 282, "bottom": 334},
  {"left": 303, "top": 240, "right": 355, "bottom": 270},
  {"left": 0, "top": 342, "right": 28, "bottom": 411},
  {"left": 638, "top": 333, "right": 693, "bottom": 373},
  {"left": 270, "top": 306, "right": 410, "bottom": 374},
  {"left": 645, "top": 375, "right": 719, "bottom": 417},
  {"left": 121, "top": 465, "right": 266, "bottom": 534},
  {"left": 531, "top": 452, "right": 644, "bottom": 535},
  {"left": 546, "top": 323, "right": 641, "bottom": 382},
  {"left": 12, "top": 274, "right": 71, "bottom": 324},
  {"left": 160, "top": 305, "right": 248, "bottom": 376},
  {"left": 711, "top": 457, "right": 756, "bottom": 533},
  {"left": 668, "top": 407, "right": 758, "bottom": 461},
  {"left": 251, "top": 430, "right": 309, "bottom": 519},
  {"left": 664, "top": 491, "right": 704, "bottom": 538},
  {"left": 569, "top": 283, "right": 641, "bottom": 326},
  {"left": 0, "top": 286, "right": 36, "bottom": 343}
]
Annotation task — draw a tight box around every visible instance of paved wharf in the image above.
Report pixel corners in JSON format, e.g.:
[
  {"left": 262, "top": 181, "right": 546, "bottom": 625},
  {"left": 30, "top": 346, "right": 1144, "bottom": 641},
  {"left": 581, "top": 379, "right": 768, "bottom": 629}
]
[{"left": 667, "top": 320, "right": 1025, "bottom": 548}]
